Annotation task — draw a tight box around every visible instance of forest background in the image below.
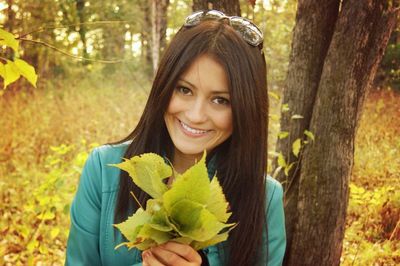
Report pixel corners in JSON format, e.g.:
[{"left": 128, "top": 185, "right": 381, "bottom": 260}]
[{"left": 0, "top": 0, "right": 399, "bottom": 265}]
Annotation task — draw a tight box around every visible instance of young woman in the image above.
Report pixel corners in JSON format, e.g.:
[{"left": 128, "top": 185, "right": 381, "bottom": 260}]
[{"left": 66, "top": 10, "right": 286, "bottom": 266}]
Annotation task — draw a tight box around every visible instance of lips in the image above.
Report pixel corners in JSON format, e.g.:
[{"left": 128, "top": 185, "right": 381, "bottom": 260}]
[{"left": 178, "top": 119, "right": 210, "bottom": 136}]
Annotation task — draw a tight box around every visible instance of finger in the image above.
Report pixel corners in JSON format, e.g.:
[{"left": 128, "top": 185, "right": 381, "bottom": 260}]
[
  {"left": 150, "top": 246, "right": 189, "bottom": 266},
  {"left": 159, "top": 242, "right": 202, "bottom": 265},
  {"left": 143, "top": 250, "right": 165, "bottom": 266}
]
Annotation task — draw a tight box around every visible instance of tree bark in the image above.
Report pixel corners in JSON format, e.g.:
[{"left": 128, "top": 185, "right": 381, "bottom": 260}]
[
  {"left": 274, "top": 0, "right": 340, "bottom": 262},
  {"left": 75, "top": 0, "right": 89, "bottom": 63},
  {"left": 192, "top": 0, "right": 240, "bottom": 16},
  {"left": 150, "top": 0, "right": 169, "bottom": 75},
  {"left": 275, "top": 0, "right": 399, "bottom": 265}
]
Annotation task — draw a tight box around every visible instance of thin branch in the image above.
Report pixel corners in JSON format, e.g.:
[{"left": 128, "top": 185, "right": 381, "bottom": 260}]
[
  {"left": 19, "top": 38, "right": 129, "bottom": 64},
  {"left": 18, "top": 20, "right": 139, "bottom": 38},
  {"left": 0, "top": 56, "right": 8, "bottom": 63},
  {"left": 389, "top": 219, "right": 400, "bottom": 241}
]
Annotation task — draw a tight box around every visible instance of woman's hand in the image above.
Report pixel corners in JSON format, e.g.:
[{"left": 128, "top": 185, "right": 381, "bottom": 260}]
[{"left": 142, "top": 241, "right": 202, "bottom": 266}]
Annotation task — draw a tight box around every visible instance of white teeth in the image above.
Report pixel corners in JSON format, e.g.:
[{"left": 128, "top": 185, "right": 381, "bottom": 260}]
[{"left": 180, "top": 121, "right": 208, "bottom": 134}]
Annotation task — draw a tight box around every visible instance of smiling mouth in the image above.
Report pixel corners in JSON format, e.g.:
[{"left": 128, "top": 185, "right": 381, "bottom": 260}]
[{"left": 179, "top": 119, "right": 210, "bottom": 135}]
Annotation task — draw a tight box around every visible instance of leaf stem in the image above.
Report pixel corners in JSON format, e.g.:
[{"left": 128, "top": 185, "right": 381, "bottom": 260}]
[{"left": 130, "top": 191, "right": 143, "bottom": 209}]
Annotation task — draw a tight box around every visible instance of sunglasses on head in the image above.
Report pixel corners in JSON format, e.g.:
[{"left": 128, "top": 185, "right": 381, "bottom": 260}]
[{"left": 183, "top": 10, "right": 264, "bottom": 47}]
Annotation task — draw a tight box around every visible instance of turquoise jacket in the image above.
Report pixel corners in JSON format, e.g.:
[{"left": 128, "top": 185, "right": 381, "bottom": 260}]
[{"left": 65, "top": 143, "right": 286, "bottom": 265}]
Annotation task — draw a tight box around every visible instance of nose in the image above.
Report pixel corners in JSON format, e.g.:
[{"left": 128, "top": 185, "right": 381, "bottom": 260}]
[{"left": 186, "top": 98, "right": 208, "bottom": 124}]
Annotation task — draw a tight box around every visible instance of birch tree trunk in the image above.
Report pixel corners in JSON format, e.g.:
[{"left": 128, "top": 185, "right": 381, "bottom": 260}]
[{"left": 275, "top": 1, "right": 399, "bottom": 265}]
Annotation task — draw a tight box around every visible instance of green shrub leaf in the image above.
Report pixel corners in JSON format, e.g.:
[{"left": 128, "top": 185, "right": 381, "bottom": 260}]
[{"left": 292, "top": 138, "right": 302, "bottom": 157}]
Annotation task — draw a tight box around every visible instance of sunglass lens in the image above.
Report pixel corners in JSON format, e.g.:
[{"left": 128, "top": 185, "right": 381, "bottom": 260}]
[
  {"left": 230, "top": 17, "right": 263, "bottom": 46},
  {"left": 185, "top": 11, "right": 204, "bottom": 26},
  {"left": 204, "top": 10, "right": 226, "bottom": 20}
]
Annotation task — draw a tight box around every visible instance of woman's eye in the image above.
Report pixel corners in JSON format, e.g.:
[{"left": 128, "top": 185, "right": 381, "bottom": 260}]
[
  {"left": 213, "top": 97, "right": 230, "bottom": 106},
  {"left": 176, "top": 86, "right": 192, "bottom": 95}
]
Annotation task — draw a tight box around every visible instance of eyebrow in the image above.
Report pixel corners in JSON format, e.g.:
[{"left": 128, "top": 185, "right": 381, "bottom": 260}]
[{"left": 178, "top": 79, "right": 230, "bottom": 95}]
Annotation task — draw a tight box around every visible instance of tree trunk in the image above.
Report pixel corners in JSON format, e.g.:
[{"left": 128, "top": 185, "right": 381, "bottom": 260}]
[
  {"left": 274, "top": 0, "right": 340, "bottom": 261},
  {"left": 5, "top": 0, "right": 15, "bottom": 32},
  {"left": 75, "top": 0, "right": 89, "bottom": 63},
  {"left": 192, "top": 0, "right": 240, "bottom": 16},
  {"left": 150, "top": 0, "right": 169, "bottom": 76},
  {"left": 275, "top": 0, "right": 399, "bottom": 265}
]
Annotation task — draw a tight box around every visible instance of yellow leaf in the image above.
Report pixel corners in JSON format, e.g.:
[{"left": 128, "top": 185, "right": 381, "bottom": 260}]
[
  {"left": 268, "top": 91, "right": 280, "bottom": 100},
  {"left": 14, "top": 59, "right": 37, "bottom": 87},
  {"left": 304, "top": 130, "right": 315, "bottom": 141},
  {"left": 50, "top": 228, "right": 60, "bottom": 239},
  {"left": 37, "top": 210, "right": 55, "bottom": 220},
  {"left": 291, "top": 114, "right": 304, "bottom": 119},
  {"left": 277, "top": 153, "right": 286, "bottom": 168},
  {"left": 4, "top": 60, "right": 20, "bottom": 88},
  {"left": 292, "top": 138, "right": 302, "bottom": 157},
  {"left": 278, "top": 131, "right": 289, "bottom": 139},
  {"left": 39, "top": 245, "right": 48, "bottom": 254},
  {"left": 284, "top": 162, "right": 296, "bottom": 176},
  {"left": 27, "top": 240, "right": 39, "bottom": 253},
  {"left": 282, "top": 103, "right": 290, "bottom": 112},
  {"left": 0, "top": 28, "right": 19, "bottom": 52}
]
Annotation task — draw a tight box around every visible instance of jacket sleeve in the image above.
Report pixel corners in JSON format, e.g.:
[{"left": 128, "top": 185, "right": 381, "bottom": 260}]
[
  {"left": 65, "top": 148, "right": 103, "bottom": 266},
  {"left": 266, "top": 179, "right": 286, "bottom": 266}
]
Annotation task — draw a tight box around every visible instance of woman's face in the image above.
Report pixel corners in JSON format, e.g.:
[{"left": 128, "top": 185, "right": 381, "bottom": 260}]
[{"left": 164, "top": 54, "right": 233, "bottom": 160}]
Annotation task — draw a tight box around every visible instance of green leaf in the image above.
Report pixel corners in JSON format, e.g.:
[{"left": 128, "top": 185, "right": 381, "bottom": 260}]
[
  {"left": 169, "top": 199, "right": 231, "bottom": 242},
  {"left": 192, "top": 231, "right": 230, "bottom": 250},
  {"left": 146, "top": 199, "right": 173, "bottom": 232},
  {"left": 113, "top": 151, "right": 236, "bottom": 251},
  {"left": 304, "top": 130, "right": 315, "bottom": 141},
  {"left": 0, "top": 28, "right": 19, "bottom": 52},
  {"left": 137, "top": 224, "right": 172, "bottom": 245},
  {"left": 109, "top": 153, "right": 171, "bottom": 199},
  {"left": 206, "top": 176, "right": 231, "bottom": 223},
  {"left": 163, "top": 152, "right": 210, "bottom": 213},
  {"left": 171, "top": 237, "right": 193, "bottom": 245},
  {"left": 3, "top": 60, "right": 20, "bottom": 88},
  {"left": 278, "top": 131, "right": 289, "bottom": 139},
  {"left": 291, "top": 114, "right": 304, "bottom": 119},
  {"left": 277, "top": 153, "right": 286, "bottom": 168},
  {"left": 292, "top": 138, "right": 302, "bottom": 157},
  {"left": 113, "top": 208, "right": 151, "bottom": 243},
  {"left": 14, "top": 59, "right": 37, "bottom": 87}
]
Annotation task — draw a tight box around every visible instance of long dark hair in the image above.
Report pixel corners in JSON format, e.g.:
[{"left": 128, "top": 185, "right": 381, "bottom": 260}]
[{"left": 111, "top": 19, "right": 268, "bottom": 266}]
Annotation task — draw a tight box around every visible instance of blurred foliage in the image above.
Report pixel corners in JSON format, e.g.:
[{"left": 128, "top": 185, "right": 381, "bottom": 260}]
[
  {"left": 0, "top": 0, "right": 398, "bottom": 265},
  {"left": 0, "top": 70, "right": 150, "bottom": 264},
  {"left": 340, "top": 90, "right": 400, "bottom": 265},
  {"left": 376, "top": 28, "right": 400, "bottom": 91}
]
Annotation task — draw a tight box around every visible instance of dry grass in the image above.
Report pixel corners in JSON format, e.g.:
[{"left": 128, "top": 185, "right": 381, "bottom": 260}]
[{"left": 0, "top": 74, "right": 398, "bottom": 264}]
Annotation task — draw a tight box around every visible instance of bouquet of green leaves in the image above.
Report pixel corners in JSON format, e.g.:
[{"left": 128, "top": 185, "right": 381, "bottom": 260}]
[{"left": 109, "top": 152, "right": 235, "bottom": 251}]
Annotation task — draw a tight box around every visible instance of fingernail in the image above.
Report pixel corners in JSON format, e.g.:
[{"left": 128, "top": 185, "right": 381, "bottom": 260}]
[{"left": 142, "top": 251, "right": 149, "bottom": 259}]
